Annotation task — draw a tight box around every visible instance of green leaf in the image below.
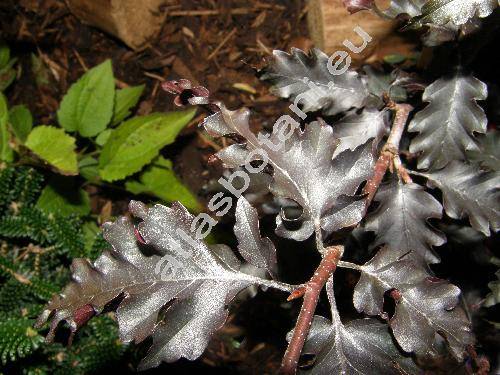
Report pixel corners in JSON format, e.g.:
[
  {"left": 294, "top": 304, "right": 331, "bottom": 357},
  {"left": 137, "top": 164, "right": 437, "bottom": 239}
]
[
  {"left": 0, "top": 57, "right": 17, "bottom": 92},
  {"left": 383, "top": 54, "right": 407, "bottom": 65},
  {"left": 25, "top": 126, "right": 78, "bottom": 175},
  {"left": 82, "top": 221, "right": 100, "bottom": 251},
  {"left": 0, "top": 43, "right": 10, "bottom": 68},
  {"left": 98, "top": 109, "right": 196, "bottom": 182},
  {"left": 112, "top": 84, "right": 145, "bottom": 125},
  {"left": 36, "top": 176, "right": 90, "bottom": 216},
  {"left": 125, "top": 156, "right": 202, "bottom": 213},
  {"left": 95, "top": 129, "right": 112, "bottom": 146},
  {"left": 0, "top": 93, "right": 13, "bottom": 162},
  {"left": 79, "top": 155, "right": 100, "bottom": 181},
  {"left": 57, "top": 60, "right": 115, "bottom": 137},
  {"left": 31, "top": 53, "right": 50, "bottom": 88},
  {"left": 8, "top": 104, "right": 32, "bottom": 142}
]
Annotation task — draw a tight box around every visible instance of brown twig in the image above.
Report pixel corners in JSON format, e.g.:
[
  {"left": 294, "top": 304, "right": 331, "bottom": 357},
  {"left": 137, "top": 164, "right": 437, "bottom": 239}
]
[
  {"left": 363, "top": 102, "right": 413, "bottom": 208},
  {"left": 208, "top": 28, "right": 237, "bottom": 60},
  {"left": 394, "top": 155, "right": 413, "bottom": 184},
  {"left": 281, "top": 246, "right": 343, "bottom": 374}
]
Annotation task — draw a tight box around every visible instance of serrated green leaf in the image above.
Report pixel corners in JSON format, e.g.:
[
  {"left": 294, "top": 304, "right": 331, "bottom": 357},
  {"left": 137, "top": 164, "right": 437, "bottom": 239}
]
[
  {"left": 0, "top": 93, "right": 14, "bottom": 162},
  {"left": 57, "top": 60, "right": 115, "bottom": 137},
  {"left": 36, "top": 176, "right": 90, "bottom": 216},
  {"left": 125, "top": 156, "right": 202, "bottom": 212},
  {"left": 25, "top": 126, "right": 78, "bottom": 175},
  {"left": 98, "top": 109, "right": 196, "bottom": 182},
  {"left": 112, "top": 84, "right": 145, "bottom": 125},
  {"left": 8, "top": 104, "right": 32, "bottom": 142},
  {"left": 79, "top": 155, "right": 100, "bottom": 181},
  {"left": 95, "top": 129, "right": 112, "bottom": 146}
]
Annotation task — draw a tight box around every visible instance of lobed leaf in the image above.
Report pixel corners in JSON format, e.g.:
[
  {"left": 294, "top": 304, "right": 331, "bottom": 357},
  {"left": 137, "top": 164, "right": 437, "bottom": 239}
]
[
  {"left": 411, "top": 0, "right": 499, "bottom": 29},
  {"left": 299, "top": 279, "right": 418, "bottom": 374},
  {"left": 466, "top": 131, "right": 500, "bottom": 172},
  {"left": 260, "top": 48, "right": 369, "bottom": 116},
  {"left": 423, "top": 161, "right": 499, "bottom": 236},
  {"left": 234, "top": 196, "right": 277, "bottom": 277},
  {"left": 36, "top": 200, "right": 292, "bottom": 369},
  {"left": 25, "top": 126, "right": 78, "bottom": 175},
  {"left": 332, "top": 107, "right": 388, "bottom": 157},
  {"left": 204, "top": 105, "right": 375, "bottom": 241},
  {"left": 57, "top": 60, "right": 115, "bottom": 137},
  {"left": 353, "top": 247, "right": 474, "bottom": 359},
  {"left": 407, "top": 0, "right": 499, "bottom": 45},
  {"left": 365, "top": 180, "right": 445, "bottom": 264},
  {"left": 98, "top": 109, "right": 196, "bottom": 182},
  {"left": 408, "top": 73, "right": 488, "bottom": 170}
]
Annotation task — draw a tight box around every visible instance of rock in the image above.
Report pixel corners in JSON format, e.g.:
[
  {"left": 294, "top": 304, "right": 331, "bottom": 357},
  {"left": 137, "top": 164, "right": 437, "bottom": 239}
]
[{"left": 67, "top": 0, "right": 167, "bottom": 50}]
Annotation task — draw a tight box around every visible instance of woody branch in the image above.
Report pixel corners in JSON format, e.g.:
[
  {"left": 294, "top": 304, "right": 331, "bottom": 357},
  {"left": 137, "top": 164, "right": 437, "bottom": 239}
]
[
  {"left": 280, "top": 245, "right": 343, "bottom": 374},
  {"left": 280, "top": 100, "right": 413, "bottom": 375},
  {"left": 362, "top": 100, "right": 414, "bottom": 208}
]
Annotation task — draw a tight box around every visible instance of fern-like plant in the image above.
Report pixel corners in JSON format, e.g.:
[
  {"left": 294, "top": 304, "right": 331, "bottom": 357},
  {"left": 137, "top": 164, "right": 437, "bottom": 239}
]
[{"left": 0, "top": 166, "right": 129, "bottom": 374}]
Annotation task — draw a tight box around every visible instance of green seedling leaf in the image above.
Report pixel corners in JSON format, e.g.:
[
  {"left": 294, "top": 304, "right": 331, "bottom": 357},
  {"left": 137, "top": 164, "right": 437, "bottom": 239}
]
[
  {"left": 112, "top": 84, "right": 145, "bottom": 125},
  {"left": 95, "top": 129, "right": 112, "bottom": 146},
  {"left": 0, "top": 43, "right": 10, "bottom": 68},
  {"left": 57, "top": 59, "right": 115, "bottom": 137},
  {"left": 8, "top": 105, "right": 32, "bottom": 142},
  {"left": 98, "top": 109, "right": 196, "bottom": 182},
  {"left": 0, "top": 93, "right": 13, "bottom": 162},
  {"left": 79, "top": 155, "right": 100, "bottom": 181},
  {"left": 125, "top": 156, "right": 202, "bottom": 213},
  {"left": 36, "top": 176, "right": 91, "bottom": 216},
  {"left": 25, "top": 126, "right": 78, "bottom": 175}
]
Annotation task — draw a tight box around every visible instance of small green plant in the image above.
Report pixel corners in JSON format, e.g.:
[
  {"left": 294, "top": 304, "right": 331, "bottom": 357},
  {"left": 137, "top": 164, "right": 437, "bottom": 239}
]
[
  {"left": 0, "top": 165, "right": 131, "bottom": 373},
  {"left": 1, "top": 57, "right": 202, "bottom": 215}
]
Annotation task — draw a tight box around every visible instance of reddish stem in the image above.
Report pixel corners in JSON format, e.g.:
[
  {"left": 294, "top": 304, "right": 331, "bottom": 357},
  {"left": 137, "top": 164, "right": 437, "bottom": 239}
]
[
  {"left": 281, "top": 246, "right": 342, "bottom": 374},
  {"left": 363, "top": 103, "right": 413, "bottom": 208}
]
